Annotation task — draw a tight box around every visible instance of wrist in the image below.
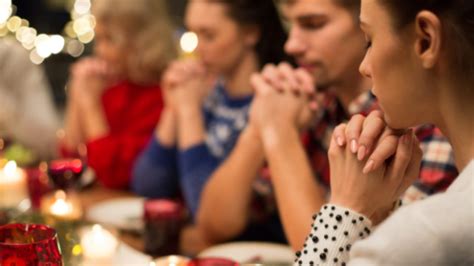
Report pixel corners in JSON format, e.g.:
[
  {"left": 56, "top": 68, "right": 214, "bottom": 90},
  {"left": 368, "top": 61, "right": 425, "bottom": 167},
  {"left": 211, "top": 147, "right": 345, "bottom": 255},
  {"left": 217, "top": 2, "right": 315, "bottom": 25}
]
[
  {"left": 239, "top": 124, "right": 264, "bottom": 153},
  {"left": 261, "top": 125, "right": 300, "bottom": 153},
  {"left": 78, "top": 93, "right": 101, "bottom": 108},
  {"left": 177, "top": 103, "right": 201, "bottom": 117}
]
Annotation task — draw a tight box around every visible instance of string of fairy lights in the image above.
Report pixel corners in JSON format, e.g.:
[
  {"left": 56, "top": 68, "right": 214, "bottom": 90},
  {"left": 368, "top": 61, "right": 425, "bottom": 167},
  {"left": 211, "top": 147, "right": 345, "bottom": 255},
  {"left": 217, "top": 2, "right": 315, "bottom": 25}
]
[{"left": 0, "top": 0, "right": 95, "bottom": 64}]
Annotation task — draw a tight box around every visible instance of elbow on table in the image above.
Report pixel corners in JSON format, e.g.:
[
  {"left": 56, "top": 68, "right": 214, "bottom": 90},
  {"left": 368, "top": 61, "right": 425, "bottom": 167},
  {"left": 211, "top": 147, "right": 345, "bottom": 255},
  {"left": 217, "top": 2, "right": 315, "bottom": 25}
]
[{"left": 196, "top": 210, "right": 247, "bottom": 244}]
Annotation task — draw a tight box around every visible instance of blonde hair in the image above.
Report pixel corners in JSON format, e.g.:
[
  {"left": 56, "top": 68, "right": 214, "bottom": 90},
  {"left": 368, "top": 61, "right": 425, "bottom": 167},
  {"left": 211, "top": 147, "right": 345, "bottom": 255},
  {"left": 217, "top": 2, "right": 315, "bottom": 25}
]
[{"left": 92, "top": 0, "right": 177, "bottom": 84}]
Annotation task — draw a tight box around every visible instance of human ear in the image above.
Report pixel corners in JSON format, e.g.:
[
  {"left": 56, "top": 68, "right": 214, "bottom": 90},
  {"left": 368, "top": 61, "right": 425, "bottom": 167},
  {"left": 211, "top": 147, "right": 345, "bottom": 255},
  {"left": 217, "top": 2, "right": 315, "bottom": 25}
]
[
  {"left": 242, "top": 25, "right": 260, "bottom": 47},
  {"left": 414, "top": 11, "right": 442, "bottom": 69}
]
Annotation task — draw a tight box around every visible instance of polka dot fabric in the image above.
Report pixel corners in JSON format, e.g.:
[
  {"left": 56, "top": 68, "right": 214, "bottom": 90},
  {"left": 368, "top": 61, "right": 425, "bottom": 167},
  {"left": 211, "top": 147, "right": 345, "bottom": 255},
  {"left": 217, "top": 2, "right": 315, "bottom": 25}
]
[{"left": 294, "top": 204, "right": 372, "bottom": 265}]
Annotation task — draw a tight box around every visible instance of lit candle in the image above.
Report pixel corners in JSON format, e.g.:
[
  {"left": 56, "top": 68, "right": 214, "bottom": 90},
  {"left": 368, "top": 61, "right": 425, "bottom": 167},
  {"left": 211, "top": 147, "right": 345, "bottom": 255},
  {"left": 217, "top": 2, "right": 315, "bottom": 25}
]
[
  {"left": 153, "top": 255, "right": 190, "bottom": 266},
  {"left": 81, "top": 224, "right": 119, "bottom": 265},
  {"left": 40, "top": 190, "right": 82, "bottom": 221},
  {"left": 0, "top": 161, "right": 28, "bottom": 209}
]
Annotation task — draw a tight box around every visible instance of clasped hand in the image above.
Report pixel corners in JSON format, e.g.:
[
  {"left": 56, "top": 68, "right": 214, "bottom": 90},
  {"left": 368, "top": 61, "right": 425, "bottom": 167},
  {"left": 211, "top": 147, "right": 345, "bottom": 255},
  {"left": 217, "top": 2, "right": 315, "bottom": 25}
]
[
  {"left": 249, "top": 62, "right": 320, "bottom": 135},
  {"left": 68, "top": 57, "right": 115, "bottom": 104},
  {"left": 161, "top": 59, "right": 214, "bottom": 112},
  {"left": 328, "top": 111, "right": 423, "bottom": 223}
]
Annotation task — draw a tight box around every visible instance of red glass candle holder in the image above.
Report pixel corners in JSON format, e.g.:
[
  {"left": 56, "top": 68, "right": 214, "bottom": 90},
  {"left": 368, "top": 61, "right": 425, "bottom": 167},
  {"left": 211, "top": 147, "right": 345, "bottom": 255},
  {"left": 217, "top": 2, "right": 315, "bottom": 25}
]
[
  {"left": 25, "top": 163, "right": 52, "bottom": 210},
  {"left": 0, "top": 223, "right": 63, "bottom": 266},
  {"left": 144, "top": 199, "right": 185, "bottom": 257},
  {"left": 187, "top": 257, "right": 238, "bottom": 266}
]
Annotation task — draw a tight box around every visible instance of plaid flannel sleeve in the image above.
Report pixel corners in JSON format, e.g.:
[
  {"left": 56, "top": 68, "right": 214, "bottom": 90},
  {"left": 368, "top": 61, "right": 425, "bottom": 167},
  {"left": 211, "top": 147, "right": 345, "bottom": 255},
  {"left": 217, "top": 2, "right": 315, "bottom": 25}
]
[{"left": 403, "top": 124, "right": 459, "bottom": 203}]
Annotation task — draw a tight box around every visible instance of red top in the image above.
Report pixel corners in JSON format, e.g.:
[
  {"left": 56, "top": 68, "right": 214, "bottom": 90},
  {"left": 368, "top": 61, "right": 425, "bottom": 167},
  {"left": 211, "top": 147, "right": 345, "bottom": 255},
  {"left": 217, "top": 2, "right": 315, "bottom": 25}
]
[{"left": 68, "top": 80, "right": 163, "bottom": 189}]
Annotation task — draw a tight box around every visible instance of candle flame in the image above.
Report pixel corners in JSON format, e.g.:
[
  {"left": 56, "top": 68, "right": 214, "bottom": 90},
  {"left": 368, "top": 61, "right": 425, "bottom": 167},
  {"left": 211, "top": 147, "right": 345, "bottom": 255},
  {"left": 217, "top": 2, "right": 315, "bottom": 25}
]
[
  {"left": 50, "top": 198, "right": 73, "bottom": 216},
  {"left": 4, "top": 161, "right": 17, "bottom": 177}
]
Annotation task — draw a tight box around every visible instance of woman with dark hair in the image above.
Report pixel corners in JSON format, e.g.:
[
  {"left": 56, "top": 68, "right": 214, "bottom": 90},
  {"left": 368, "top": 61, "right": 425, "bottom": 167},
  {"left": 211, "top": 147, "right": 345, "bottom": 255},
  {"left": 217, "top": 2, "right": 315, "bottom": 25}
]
[
  {"left": 297, "top": 0, "right": 474, "bottom": 264},
  {"left": 131, "top": 0, "right": 290, "bottom": 224}
]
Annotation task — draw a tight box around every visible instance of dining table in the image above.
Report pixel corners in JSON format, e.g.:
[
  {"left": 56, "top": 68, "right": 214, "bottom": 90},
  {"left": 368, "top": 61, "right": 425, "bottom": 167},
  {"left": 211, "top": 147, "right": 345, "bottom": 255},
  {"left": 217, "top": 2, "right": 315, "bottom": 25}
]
[{"left": 1, "top": 181, "right": 215, "bottom": 265}]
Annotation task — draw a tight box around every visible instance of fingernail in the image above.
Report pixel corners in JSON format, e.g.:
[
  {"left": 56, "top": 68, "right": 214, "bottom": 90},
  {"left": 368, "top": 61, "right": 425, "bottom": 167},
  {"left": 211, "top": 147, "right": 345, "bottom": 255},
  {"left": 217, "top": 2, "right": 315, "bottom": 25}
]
[
  {"left": 357, "top": 145, "right": 366, "bottom": 160},
  {"left": 336, "top": 136, "right": 344, "bottom": 146},
  {"left": 351, "top": 139, "right": 358, "bottom": 153},
  {"left": 363, "top": 159, "right": 375, "bottom": 174}
]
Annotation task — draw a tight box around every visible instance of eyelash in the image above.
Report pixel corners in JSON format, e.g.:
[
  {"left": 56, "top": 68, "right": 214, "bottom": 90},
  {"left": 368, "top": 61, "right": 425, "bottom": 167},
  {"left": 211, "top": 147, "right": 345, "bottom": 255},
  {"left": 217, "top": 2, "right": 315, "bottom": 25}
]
[{"left": 365, "top": 40, "right": 372, "bottom": 50}]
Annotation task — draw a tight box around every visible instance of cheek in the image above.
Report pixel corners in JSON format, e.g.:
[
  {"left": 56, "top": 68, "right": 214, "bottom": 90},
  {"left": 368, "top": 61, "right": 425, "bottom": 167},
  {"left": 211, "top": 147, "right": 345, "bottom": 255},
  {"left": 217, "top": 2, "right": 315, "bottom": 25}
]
[{"left": 205, "top": 39, "right": 245, "bottom": 69}]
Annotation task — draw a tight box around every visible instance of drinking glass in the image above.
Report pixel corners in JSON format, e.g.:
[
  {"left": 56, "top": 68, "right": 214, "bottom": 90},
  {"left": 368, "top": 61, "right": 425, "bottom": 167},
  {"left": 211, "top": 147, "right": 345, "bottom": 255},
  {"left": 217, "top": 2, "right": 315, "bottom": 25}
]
[
  {"left": 47, "top": 159, "right": 84, "bottom": 190},
  {"left": 144, "top": 199, "right": 185, "bottom": 256},
  {"left": 0, "top": 223, "right": 63, "bottom": 266},
  {"left": 187, "top": 257, "right": 238, "bottom": 266}
]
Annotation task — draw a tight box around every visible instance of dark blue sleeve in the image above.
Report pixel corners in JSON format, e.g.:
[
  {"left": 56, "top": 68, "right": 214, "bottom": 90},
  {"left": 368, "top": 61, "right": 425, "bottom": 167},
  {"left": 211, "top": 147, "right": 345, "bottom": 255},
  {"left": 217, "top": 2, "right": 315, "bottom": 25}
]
[
  {"left": 131, "top": 138, "right": 179, "bottom": 198},
  {"left": 178, "top": 143, "right": 219, "bottom": 219}
]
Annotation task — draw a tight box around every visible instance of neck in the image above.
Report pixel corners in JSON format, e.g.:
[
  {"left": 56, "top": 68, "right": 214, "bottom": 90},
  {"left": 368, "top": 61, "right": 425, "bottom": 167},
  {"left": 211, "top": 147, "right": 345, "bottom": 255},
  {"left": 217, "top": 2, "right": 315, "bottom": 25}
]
[
  {"left": 331, "top": 72, "right": 372, "bottom": 111},
  {"left": 223, "top": 51, "right": 259, "bottom": 98},
  {"left": 436, "top": 82, "right": 474, "bottom": 171}
]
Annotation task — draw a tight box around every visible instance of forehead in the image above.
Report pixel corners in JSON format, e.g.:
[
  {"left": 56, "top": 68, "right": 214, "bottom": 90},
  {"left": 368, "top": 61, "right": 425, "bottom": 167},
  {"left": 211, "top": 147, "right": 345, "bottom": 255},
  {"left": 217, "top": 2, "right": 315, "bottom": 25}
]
[
  {"left": 282, "top": 0, "right": 343, "bottom": 18},
  {"left": 360, "top": 0, "right": 376, "bottom": 22},
  {"left": 360, "top": 0, "right": 390, "bottom": 29},
  {"left": 185, "top": 1, "right": 231, "bottom": 29}
]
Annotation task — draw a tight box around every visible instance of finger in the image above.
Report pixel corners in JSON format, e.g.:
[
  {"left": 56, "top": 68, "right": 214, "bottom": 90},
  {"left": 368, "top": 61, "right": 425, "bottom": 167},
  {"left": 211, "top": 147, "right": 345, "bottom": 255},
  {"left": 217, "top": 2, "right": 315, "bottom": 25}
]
[
  {"left": 294, "top": 68, "right": 315, "bottom": 95},
  {"left": 345, "top": 114, "right": 366, "bottom": 153},
  {"left": 357, "top": 111, "right": 386, "bottom": 160},
  {"left": 261, "top": 64, "right": 283, "bottom": 92},
  {"left": 250, "top": 73, "right": 273, "bottom": 95},
  {"left": 277, "top": 62, "right": 299, "bottom": 93},
  {"left": 294, "top": 68, "right": 318, "bottom": 110},
  {"left": 332, "top": 123, "right": 347, "bottom": 147},
  {"left": 396, "top": 136, "right": 423, "bottom": 197},
  {"left": 328, "top": 126, "right": 345, "bottom": 161},
  {"left": 362, "top": 134, "right": 399, "bottom": 174},
  {"left": 384, "top": 129, "right": 414, "bottom": 180}
]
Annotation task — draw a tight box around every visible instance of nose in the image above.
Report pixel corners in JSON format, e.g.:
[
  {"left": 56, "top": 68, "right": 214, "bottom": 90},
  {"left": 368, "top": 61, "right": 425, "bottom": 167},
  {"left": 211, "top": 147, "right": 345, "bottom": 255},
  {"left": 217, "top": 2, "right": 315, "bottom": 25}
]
[
  {"left": 284, "top": 26, "right": 306, "bottom": 58},
  {"left": 359, "top": 52, "right": 372, "bottom": 79}
]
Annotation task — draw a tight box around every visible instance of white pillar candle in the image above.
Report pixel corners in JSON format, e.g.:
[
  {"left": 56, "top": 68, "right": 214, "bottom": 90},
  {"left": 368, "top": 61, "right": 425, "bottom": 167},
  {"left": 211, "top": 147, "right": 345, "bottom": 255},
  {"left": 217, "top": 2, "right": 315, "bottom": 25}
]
[
  {"left": 0, "top": 161, "right": 28, "bottom": 209},
  {"left": 81, "top": 224, "right": 119, "bottom": 265}
]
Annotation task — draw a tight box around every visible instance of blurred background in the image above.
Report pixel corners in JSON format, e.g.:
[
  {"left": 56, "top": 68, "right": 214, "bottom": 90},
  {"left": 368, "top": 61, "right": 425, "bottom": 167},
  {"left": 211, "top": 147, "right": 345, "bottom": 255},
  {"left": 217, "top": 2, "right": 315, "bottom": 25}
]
[{"left": 1, "top": 0, "right": 187, "bottom": 111}]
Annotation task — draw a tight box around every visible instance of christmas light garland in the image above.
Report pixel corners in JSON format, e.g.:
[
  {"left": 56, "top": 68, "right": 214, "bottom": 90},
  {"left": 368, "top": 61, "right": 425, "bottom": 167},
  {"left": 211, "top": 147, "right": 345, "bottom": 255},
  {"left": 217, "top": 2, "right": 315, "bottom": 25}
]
[{"left": 0, "top": 0, "right": 95, "bottom": 64}]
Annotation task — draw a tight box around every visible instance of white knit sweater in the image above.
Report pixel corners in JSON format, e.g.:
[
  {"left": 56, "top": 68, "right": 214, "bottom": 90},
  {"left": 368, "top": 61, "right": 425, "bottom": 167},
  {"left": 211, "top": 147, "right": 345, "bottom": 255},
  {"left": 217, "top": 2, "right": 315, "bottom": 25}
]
[{"left": 297, "top": 160, "right": 474, "bottom": 266}]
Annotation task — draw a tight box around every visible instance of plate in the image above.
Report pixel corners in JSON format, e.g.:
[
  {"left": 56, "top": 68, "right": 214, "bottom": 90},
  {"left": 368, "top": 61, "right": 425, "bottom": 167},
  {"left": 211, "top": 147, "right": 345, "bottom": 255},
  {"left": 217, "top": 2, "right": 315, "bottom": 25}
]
[
  {"left": 198, "top": 242, "right": 294, "bottom": 264},
  {"left": 114, "top": 242, "right": 152, "bottom": 265},
  {"left": 86, "top": 197, "right": 145, "bottom": 231}
]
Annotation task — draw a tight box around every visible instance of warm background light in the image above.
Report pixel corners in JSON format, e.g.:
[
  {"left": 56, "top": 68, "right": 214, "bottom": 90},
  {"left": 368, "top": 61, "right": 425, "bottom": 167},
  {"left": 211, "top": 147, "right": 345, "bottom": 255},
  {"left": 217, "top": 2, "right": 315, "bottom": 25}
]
[
  {"left": 0, "top": 0, "right": 94, "bottom": 63},
  {"left": 180, "top": 31, "right": 198, "bottom": 54}
]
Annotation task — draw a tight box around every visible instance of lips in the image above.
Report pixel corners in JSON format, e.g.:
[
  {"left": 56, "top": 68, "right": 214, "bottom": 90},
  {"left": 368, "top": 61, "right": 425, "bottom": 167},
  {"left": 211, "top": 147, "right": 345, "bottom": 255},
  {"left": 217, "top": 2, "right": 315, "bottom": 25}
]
[{"left": 297, "top": 61, "right": 316, "bottom": 72}]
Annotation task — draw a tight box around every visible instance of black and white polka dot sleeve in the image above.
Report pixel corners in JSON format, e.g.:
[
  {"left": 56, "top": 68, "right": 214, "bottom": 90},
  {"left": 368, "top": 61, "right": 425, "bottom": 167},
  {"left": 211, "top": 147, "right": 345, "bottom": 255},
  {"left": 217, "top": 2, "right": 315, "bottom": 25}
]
[{"left": 294, "top": 204, "right": 372, "bottom": 266}]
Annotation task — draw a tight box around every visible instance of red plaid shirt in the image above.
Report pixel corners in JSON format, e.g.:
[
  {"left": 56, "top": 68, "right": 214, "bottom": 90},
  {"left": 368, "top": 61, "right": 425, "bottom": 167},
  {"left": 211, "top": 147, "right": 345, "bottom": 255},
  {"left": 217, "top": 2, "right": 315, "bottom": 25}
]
[
  {"left": 302, "top": 91, "right": 458, "bottom": 202},
  {"left": 252, "top": 90, "right": 458, "bottom": 221}
]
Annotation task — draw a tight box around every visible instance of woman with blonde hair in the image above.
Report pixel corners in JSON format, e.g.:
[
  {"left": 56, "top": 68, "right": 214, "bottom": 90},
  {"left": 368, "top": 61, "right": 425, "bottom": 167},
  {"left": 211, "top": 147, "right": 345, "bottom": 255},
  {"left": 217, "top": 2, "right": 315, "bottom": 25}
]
[{"left": 61, "top": 0, "right": 177, "bottom": 189}]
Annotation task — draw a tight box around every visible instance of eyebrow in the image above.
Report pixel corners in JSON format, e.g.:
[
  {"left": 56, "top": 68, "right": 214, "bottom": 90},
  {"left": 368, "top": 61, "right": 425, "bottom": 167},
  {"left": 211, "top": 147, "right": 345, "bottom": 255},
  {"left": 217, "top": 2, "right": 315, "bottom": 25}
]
[{"left": 281, "top": 13, "right": 326, "bottom": 23}]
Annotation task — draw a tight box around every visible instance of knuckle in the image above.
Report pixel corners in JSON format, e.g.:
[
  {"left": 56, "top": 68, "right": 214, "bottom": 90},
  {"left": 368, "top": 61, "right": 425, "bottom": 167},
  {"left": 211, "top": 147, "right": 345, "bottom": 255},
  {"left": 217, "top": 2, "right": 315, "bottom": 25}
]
[
  {"left": 352, "top": 114, "right": 365, "bottom": 121},
  {"left": 328, "top": 142, "right": 339, "bottom": 159}
]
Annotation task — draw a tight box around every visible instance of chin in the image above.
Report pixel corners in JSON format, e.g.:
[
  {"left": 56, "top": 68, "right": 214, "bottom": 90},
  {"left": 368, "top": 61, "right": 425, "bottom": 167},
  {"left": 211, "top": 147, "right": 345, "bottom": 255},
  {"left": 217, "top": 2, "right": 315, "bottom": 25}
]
[{"left": 384, "top": 114, "right": 416, "bottom": 131}]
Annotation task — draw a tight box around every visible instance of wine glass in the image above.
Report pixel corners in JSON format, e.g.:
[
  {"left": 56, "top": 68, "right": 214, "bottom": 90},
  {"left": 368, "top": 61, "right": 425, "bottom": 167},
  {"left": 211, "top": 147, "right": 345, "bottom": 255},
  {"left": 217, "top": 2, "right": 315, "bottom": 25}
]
[
  {"left": 0, "top": 223, "right": 63, "bottom": 265},
  {"left": 47, "top": 159, "right": 84, "bottom": 190}
]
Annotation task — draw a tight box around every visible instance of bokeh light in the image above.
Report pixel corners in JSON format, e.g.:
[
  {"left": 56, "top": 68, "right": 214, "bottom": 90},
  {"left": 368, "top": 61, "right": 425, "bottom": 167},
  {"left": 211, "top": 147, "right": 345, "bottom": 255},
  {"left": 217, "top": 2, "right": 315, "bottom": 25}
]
[
  {"left": 29, "top": 49, "right": 44, "bottom": 65},
  {"left": 66, "top": 39, "right": 84, "bottom": 57},
  {"left": 0, "top": 0, "right": 12, "bottom": 24},
  {"left": 180, "top": 31, "right": 198, "bottom": 53},
  {"left": 1, "top": 0, "right": 96, "bottom": 63}
]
